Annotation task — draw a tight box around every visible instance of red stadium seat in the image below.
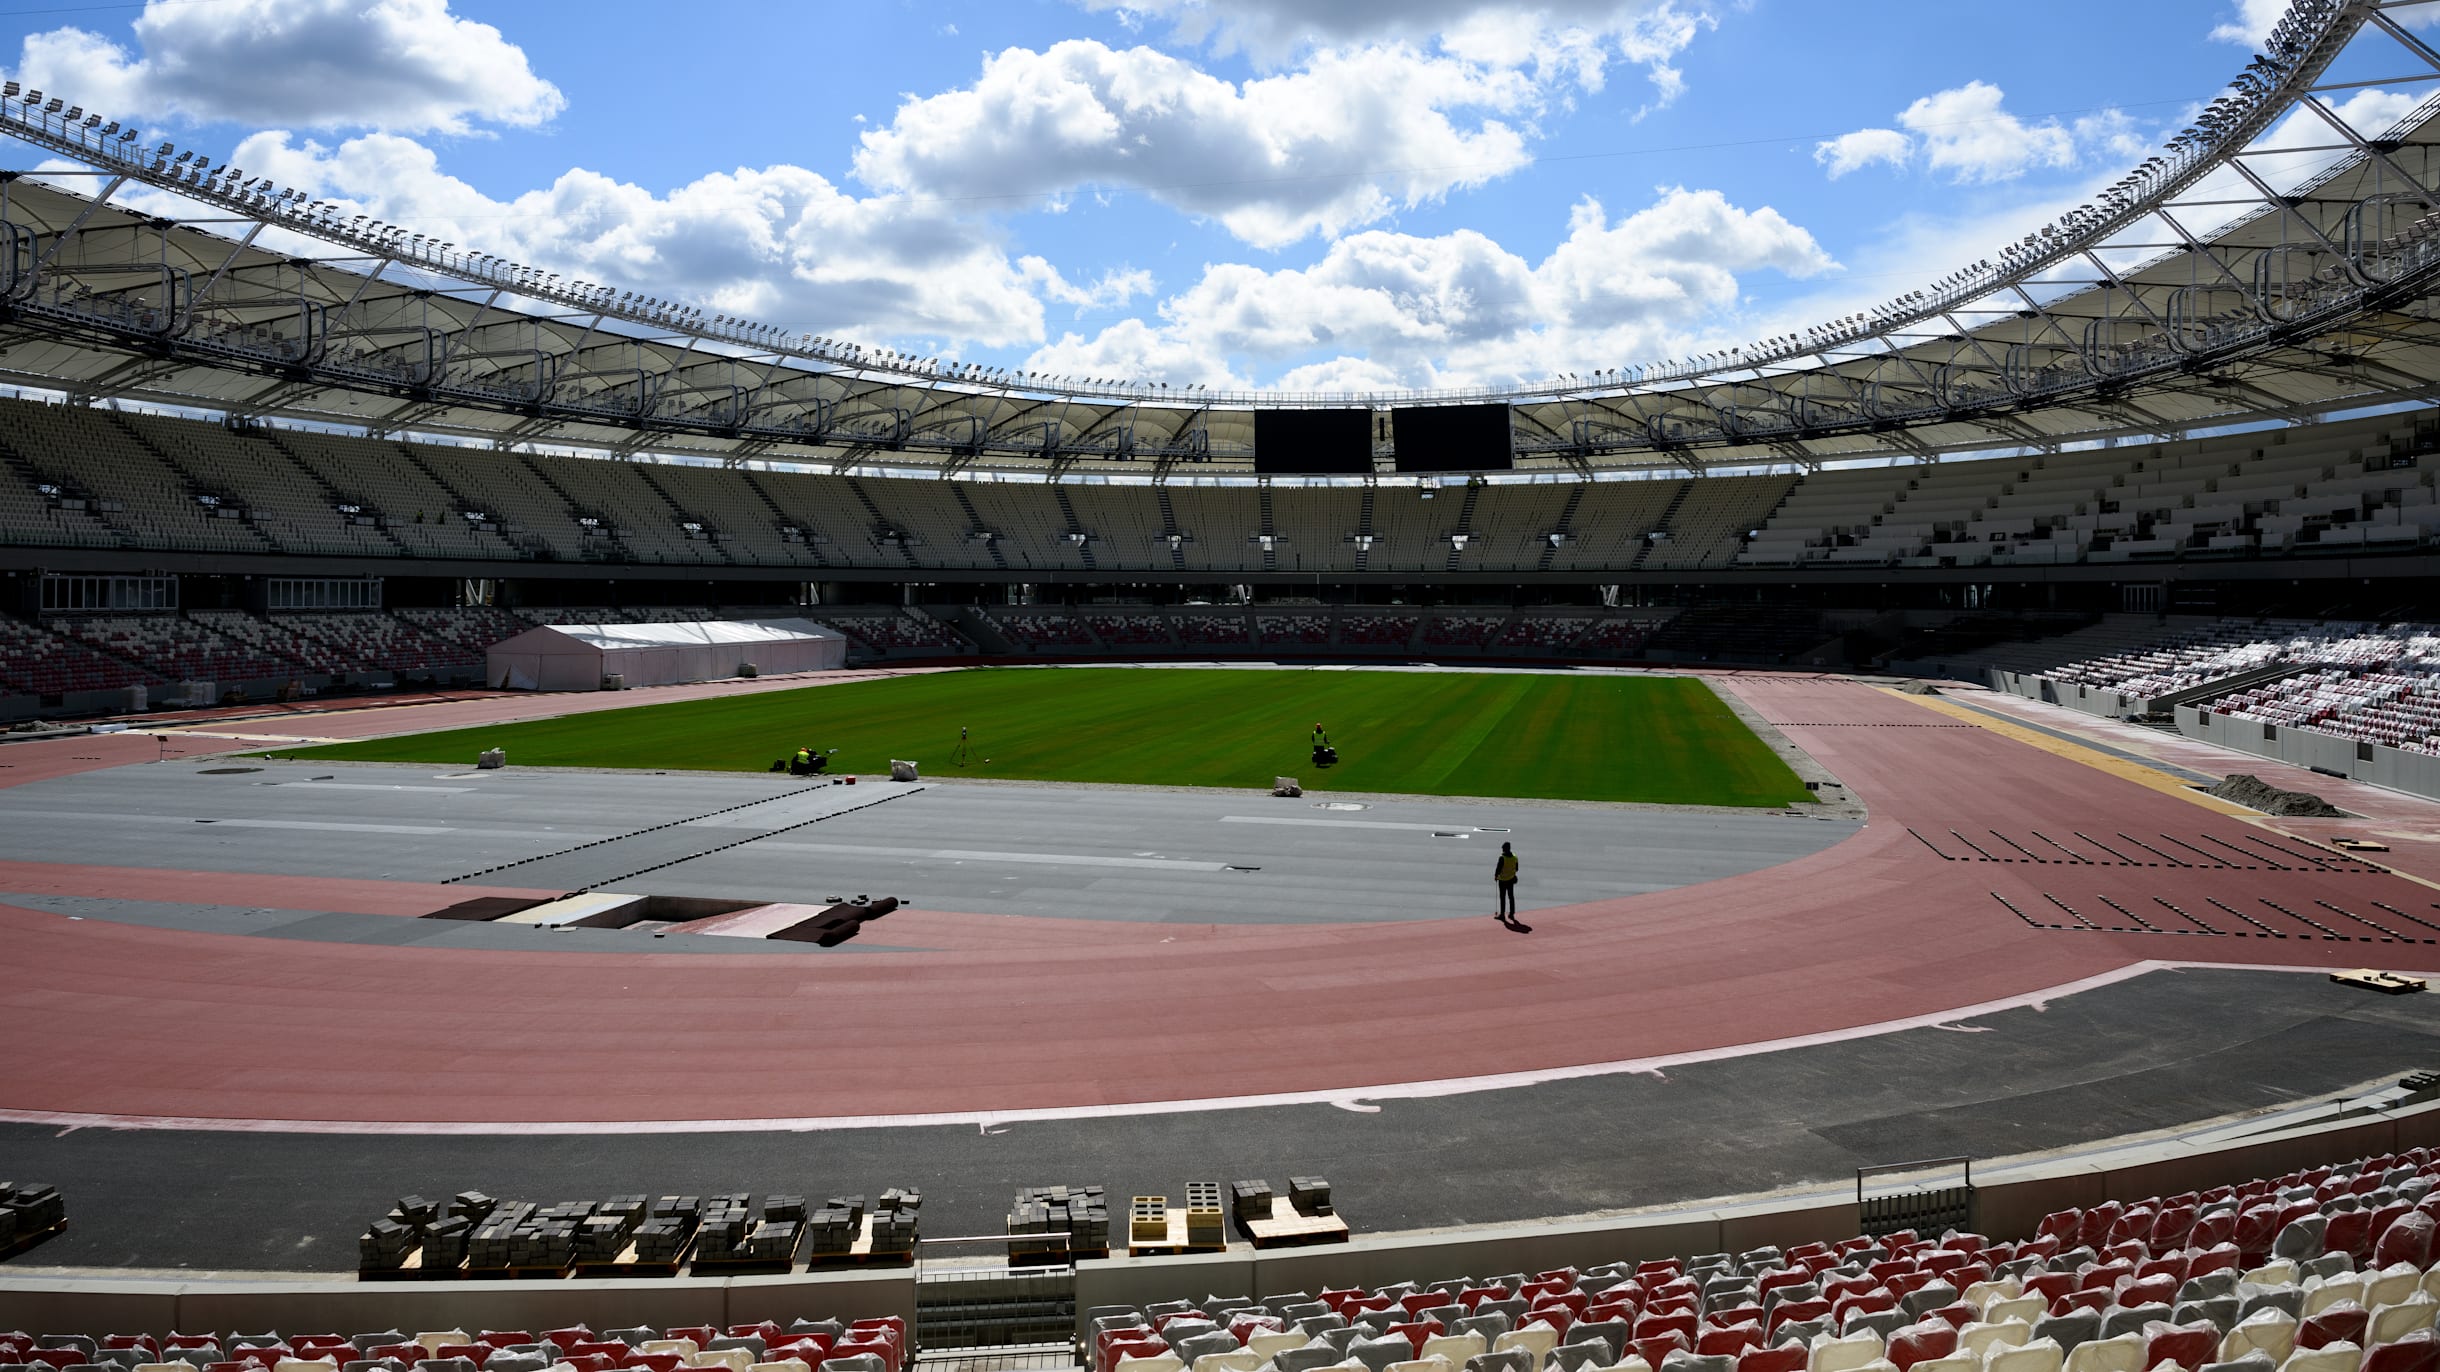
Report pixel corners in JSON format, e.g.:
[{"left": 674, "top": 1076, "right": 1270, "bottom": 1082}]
[
  {"left": 1887, "top": 1321, "right": 1959, "bottom": 1372},
  {"left": 1740, "top": 1344, "right": 1809, "bottom": 1372},
  {"left": 2301, "top": 1304, "right": 2371, "bottom": 1351},
  {"left": 2143, "top": 1322, "right": 2218, "bottom": 1371}
]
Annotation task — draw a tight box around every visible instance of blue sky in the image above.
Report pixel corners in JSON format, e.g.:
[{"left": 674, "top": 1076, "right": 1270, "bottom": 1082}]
[{"left": 0, "top": 0, "right": 2417, "bottom": 392}]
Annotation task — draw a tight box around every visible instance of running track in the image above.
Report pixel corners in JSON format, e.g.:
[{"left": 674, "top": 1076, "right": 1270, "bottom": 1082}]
[{"left": 5, "top": 672, "right": 2439, "bottom": 1131}]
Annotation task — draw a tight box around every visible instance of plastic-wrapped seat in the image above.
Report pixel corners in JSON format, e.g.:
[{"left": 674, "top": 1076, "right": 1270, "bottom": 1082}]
[
  {"left": 2058, "top": 1334, "right": 2143, "bottom": 1372},
  {"left": 2369, "top": 1269, "right": 2429, "bottom": 1314},
  {"left": 1806, "top": 1333, "right": 1883, "bottom": 1372},
  {"left": 2365, "top": 1330, "right": 2440, "bottom": 1372},
  {"left": 1352, "top": 1340, "right": 1414, "bottom": 1372},
  {"left": 2138, "top": 1321, "right": 2214, "bottom": 1370},
  {"left": 1273, "top": 1347, "right": 1344, "bottom": 1372},
  {"left": 1572, "top": 1326, "right": 1629, "bottom": 1361},
  {"left": 2031, "top": 1317, "right": 2100, "bottom": 1356},
  {"left": 1188, "top": 1353, "right": 1263, "bottom": 1372},
  {"left": 1463, "top": 1352, "right": 1534, "bottom": 1372},
  {"left": 1983, "top": 1340, "right": 2064, "bottom": 1372},
  {"left": 2299, "top": 1303, "right": 2370, "bottom": 1350},
  {"left": 2272, "top": 1344, "right": 2360, "bottom": 1372},
  {"left": 1957, "top": 1323, "right": 2031, "bottom": 1360},
  {"left": 1423, "top": 1338, "right": 1488, "bottom": 1370}
]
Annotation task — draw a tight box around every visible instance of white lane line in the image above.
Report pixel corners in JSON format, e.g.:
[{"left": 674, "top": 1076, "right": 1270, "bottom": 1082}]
[
  {"left": 1220, "top": 816, "right": 1485, "bottom": 834},
  {"left": 193, "top": 819, "right": 457, "bottom": 835},
  {"left": 752, "top": 841, "right": 1230, "bottom": 872},
  {"left": 266, "top": 782, "right": 476, "bottom": 794},
  {"left": 0, "top": 959, "right": 2292, "bottom": 1136}
]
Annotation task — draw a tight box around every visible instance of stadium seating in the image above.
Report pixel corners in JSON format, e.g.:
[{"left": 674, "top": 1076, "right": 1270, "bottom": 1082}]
[
  {"left": 0, "top": 1319, "right": 908, "bottom": 1372},
  {"left": 2, "top": 397, "right": 2428, "bottom": 577},
  {"left": 1076, "top": 1147, "right": 2440, "bottom": 1372}
]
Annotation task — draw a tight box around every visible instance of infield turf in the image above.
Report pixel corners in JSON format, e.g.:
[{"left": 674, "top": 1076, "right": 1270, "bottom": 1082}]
[{"left": 283, "top": 668, "right": 1811, "bottom": 806}]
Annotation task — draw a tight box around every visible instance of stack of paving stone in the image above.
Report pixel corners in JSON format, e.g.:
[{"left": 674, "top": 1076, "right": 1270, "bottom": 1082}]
[
  {"left": 871, "top": 1188, "right": 920, "bottom": 1253},
  {"left": 1288, "top": 1176, "right": 1333, "bottom": 1216},
  {"left": 426, "top": 1192, "right": 490, "bottom": 1267},
  {"left": 1229, "top": 1180, "right": 1273, "bottom": 1225},
  {"left": 465, "top": 1200, "right": 538, "bottom": 1270},
  {"left": 806, "top": 1195, "right": 864, "bottom": 1257},
  {"left": 1185, "top": 1183, "right": 1224, "bottom": 1246},
  {"left": 632, "top": 1196, "right": 700, "bottom": 1263},
  {"left": 0, "top": 1183, "right": 63, "bottom": 1251},
  {"left": 745, "top": 1195, "right": 803, "bottom": 1263},
  {"left": 576, "top": 1195, "right": 646, "bottom": 1261},
  {"left": 1008, "top": 1184, "right": 1108, "bottom": 1257},
  {"left": 357, "top": 1217, "right": 415, "bottom": 1271},
  {"left": 694, "top": 1192, "right": 756, "bottom": 1259}
]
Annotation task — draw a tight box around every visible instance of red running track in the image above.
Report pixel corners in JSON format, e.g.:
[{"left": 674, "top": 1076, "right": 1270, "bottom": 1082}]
[{"left": 3, "top": 674, "right": 2438, "bottom": 1130}]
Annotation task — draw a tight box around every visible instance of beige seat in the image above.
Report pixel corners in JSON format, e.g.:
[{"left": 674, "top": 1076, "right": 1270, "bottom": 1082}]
[
  {"left": 274, "top": 1361, "right": 338, "bottom": 1372},
  {"left": 1966, "top": 1283, "right": 2026, "bottom": 1314},
  {"left": 1584, "top": 1361, "right": 1655, "bottom": 1372},
  {"left": 1114, "top": 1356, "right": 1186, "bottom": 1372},
  {"left": 1984, "top": 1339, "right": 2065, "bottom": 1372},
  {"left": 1251, "top": 1333, "right": 1312, "bottom": 1361},
  {"left": 414, "top": 1334, "right": 473, "bottom": 1359},
  {"left": 748, "top": 1359, "right": 810, "bottom": 1372},
  {"left": 1959, "top": 1323, "right": 2033, "bottom": 1361},
  {"left": 1812, "top": 1333, "right": 1887, "bottom": 1372},
  {"left": 1384, "top": 1359, "right": 1456, "bottom": 1372},
  {"left": 2305, "top": 1276, "right": 2370, "bottom": 1317},
  {"left": 1907, "top": 1358, "right": 1976, "bottom": 1372},
  {"left": 1421, "top": 1336, "right": 1488, "bottom": 1369},
  {"left": 2061, "top": 1333, "right": 2145, "bottom": 1372},
  {"left": 2219, "top": 1310, "right": 2297, "bottom": 1366},
  {"left": 2422, "top": 1259, "right": 2440, "bottom": 1303},
  {"left": 2369, "top": 1297, "right": 2437, "bottom": 1347},
  {"left": 2367, "top": 1265, "right": 2426, "bottom": 1313},
  {"left": 2278, "top": 1345, "right": 2363, "bottom": 1372},
  {"left": 1190, "top": 1352, "right": 1265, "bottom": 1372},
  {"left": 1986, "top": 1298, "right": 2047, "bottom": 1329},
  {"left": 2248, "top": 1263, "right": 2301, "bottom": 1289},
  {"left": 1496, "top": 1323, "right": 1562, "bottom": 1372},
  {"left": 688, "top": 1351, "right": 753, "bottom": 1372},
  {"left": 643, "top": 1344, "right": 701, "bottom": 1361}
]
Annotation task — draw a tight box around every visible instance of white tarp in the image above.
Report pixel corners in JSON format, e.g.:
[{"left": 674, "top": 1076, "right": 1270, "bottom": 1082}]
[{"left": 485, "top": 618, "right": 847, "bottom": 691}]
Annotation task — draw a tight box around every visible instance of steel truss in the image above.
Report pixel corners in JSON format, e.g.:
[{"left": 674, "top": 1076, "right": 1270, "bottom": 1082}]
[{"left": 1, "top": 0, "right": 2439, "bottom": 475}]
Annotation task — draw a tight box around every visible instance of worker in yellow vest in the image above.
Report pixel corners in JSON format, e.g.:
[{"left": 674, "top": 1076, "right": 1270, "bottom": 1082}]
[{"left": 1494, "top": 842, "right": 1520, "bottom": 924}]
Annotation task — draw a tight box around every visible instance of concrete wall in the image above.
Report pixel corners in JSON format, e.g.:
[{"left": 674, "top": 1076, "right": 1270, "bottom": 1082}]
[
  {"left": 1986, "top": 670, "right": 2146, "bottom": 719},
  {"left": 2177, "top": 703, "right": 2440, "bottom": 801}
]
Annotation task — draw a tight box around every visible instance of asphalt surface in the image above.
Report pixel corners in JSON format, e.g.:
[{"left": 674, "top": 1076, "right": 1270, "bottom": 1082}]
[
  {"left": 0, "top": 761, "right": 1857, "bottom": 928},
  {"left": 7, "top": 967, "right": 2438, "bottom": 1272}
]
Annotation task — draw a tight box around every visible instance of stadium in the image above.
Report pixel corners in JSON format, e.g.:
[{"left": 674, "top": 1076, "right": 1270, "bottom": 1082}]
[{"left": 13, "top": 2, "right": 2440, "bottom": 1372}]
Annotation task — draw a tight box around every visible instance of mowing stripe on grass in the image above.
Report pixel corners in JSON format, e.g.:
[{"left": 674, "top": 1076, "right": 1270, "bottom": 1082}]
[{"left": 282, "top": 667, "right": 1810, "bottom": 807}]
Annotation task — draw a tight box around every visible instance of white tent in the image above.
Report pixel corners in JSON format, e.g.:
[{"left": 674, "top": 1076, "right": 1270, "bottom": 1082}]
[{"left": 485, "top": 618, "right": 848, "bottom": 691}]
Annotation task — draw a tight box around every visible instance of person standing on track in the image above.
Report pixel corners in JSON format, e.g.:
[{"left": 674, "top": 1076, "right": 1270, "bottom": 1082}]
[{"left": 1494, "top": 841, "right": 1520, "bottom": 923}]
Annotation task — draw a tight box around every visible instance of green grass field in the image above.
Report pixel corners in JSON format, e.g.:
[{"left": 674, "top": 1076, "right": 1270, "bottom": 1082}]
[{"left": 284, "top": 668, "right": 1809, "bottom": 806}]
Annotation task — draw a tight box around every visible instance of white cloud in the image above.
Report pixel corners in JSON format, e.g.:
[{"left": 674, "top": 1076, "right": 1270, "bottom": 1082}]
[
  {"left": 852, "top": 39, "right": 1536, "bottom": 249},
  {"left": 230, "top": 131, "right": 1066, "bottom": 347},
  {"left": 1816, "top": 82, "right": 2126, "bottom": 184},
  {"left": 2208, "top": 0, "right": 2288, "bottom": 47},
  {"left": 9, "top": 0, "right": 562, "bottom": 135},
  {"left": 1902, "top": 82, "right": 2076, "bottom": 183},
  {"left": 1023, "top": 187, "right": 1836, "bottom": 390},
  {"left": 1814, "top": 129, "right": 1911, "bottom": 179},
  {"left": 1075, "top": 0, "right": 1714, "bottom": 106}
]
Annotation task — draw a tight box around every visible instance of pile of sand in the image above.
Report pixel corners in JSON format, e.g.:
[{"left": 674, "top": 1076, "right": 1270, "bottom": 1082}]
[{"left": 2208, "top": 773, "right": 2346, "bottom": 818}]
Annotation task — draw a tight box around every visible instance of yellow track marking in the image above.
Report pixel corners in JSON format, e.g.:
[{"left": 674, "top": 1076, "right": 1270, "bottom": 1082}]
[{"left": 1880, "top": 687, "right": 2258, "bottom": 818}]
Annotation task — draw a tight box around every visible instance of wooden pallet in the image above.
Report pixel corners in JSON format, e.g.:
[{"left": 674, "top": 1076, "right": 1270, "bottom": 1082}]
[
  {"left": 1125, "top": 1208, "right": 1228, "bottom": 1257},
  {"left": 2334, "top": 838, "right": 2392, "bottom": 853},
  {"left": 359, "top": 1241, "right": 469, "bottom": 1282},
  {"left": 1239, "top": 1198, "right": 1348, "bottom": 1249},
  {"left": 2333, "top": 967, "right": 2426, "bottom": 995},
  {"left": 691, "top": 1227, "right": 805, "bottom": 1276},
  {"left": 0, "top": 1219, "right": 66, "bottom": 1264},
  {"left": 1009, "top": 1243, "right": 1105, "bottom": 1267},
  {"left": 461, "top": 1261, "right": 574, "bottom": 1281},
  {"left": 805, "top": 1215, "right": 913, "bottom": 1269},
  {"left": 571, "top": 1235, "right": 693, "bottom": 1278}
]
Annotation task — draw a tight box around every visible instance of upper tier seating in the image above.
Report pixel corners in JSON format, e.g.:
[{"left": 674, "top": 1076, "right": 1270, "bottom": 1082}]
[
  {"left": 1082, "top": 1146, "right": 2440, "bottom": 1372},
  {"left": 9, "top": 397, "right": 2429, "bottom": 575}
]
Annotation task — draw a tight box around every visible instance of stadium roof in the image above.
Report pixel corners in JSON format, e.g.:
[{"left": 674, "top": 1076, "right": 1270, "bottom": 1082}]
[{"left": 3, "top": 0, "right": 2440, "bottom": 476}]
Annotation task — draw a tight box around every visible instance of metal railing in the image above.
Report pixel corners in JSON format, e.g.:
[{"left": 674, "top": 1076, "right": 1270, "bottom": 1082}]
[
  {"left": 1857, "top": 1156, "right": 1975, "bottom": 1238},
  {"left": 913, "top": 1234, "right": 1080, "bottom": 1372}
]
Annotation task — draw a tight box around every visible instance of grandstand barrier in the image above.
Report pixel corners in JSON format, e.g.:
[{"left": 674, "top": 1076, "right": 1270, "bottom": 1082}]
[
  {"left": 0, "top": 694, "right": 36, "bottom": 722},
  {"left": 7, "top": 1085, "right": 2440, "bottom": 1340},
  {"left": 2177, "top": 704, "right": 2440, "bottom": 802}
]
